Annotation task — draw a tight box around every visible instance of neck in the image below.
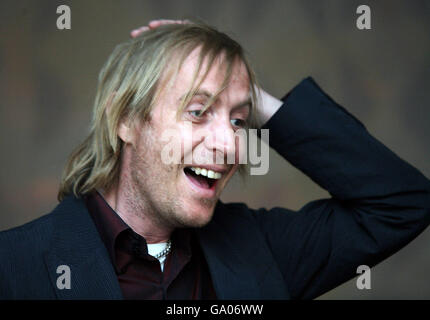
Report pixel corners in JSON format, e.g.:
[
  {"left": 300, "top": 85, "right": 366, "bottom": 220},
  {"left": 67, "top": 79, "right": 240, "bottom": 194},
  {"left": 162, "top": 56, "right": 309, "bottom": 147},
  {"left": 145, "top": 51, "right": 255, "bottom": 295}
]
[{"left": 101, "top": 182, "right": 173, "bottom": 244}]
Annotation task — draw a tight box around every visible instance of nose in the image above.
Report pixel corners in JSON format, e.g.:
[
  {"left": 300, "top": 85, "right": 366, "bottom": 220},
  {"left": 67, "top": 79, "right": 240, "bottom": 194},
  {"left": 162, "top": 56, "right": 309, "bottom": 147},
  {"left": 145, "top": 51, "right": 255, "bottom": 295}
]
[{"left": 203, "top": 118, "right": 236, "bottom": 165}]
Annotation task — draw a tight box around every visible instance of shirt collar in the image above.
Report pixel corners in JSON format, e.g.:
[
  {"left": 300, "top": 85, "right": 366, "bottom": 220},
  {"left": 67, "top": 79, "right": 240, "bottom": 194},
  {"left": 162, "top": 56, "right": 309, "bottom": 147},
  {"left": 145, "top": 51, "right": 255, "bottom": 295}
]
[
  {"left": 85, "top": 190, "right": 129, "bottom": 267},
  {"left": 85, "top": 191, "right": 193, "bottom": 270}
]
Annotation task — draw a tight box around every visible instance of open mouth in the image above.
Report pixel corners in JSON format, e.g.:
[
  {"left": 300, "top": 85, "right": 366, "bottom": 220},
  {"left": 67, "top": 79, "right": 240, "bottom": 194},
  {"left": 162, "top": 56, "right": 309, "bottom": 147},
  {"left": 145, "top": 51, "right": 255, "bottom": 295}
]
[{"left": 183, "top": 166, "right": 222, "bottom": 190}]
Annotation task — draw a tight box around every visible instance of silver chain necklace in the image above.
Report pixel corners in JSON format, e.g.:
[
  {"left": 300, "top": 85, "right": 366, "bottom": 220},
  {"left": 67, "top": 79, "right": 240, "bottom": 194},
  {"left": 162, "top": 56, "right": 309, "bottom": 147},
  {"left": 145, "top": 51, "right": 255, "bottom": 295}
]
[{"left": 153, "top": 239, "right": 172, "bottom": 259}]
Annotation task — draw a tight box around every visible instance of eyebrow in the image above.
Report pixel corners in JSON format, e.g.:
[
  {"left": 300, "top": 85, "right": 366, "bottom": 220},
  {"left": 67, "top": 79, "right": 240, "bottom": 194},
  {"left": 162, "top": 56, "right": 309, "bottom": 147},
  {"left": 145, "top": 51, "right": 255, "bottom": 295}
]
[{"left": 179, "top": 89, "right": 252, "bottom": 111}]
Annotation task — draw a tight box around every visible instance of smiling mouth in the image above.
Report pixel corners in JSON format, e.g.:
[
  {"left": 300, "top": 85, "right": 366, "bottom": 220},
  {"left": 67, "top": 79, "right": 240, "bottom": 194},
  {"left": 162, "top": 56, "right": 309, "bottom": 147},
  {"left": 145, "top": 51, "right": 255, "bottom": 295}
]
[{"left": 183, "top": 166, "right": 222, "bottom": 190}]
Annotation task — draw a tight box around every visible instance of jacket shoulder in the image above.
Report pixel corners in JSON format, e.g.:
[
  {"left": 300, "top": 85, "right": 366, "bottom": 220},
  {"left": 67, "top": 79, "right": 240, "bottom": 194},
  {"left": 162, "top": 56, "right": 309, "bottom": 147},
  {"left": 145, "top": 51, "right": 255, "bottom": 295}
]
[
  {"left": 0, "top": 197, "right": 90, "bottom": 299},
  {"left": 0, "top": 208, "right": 56, "bottom": 248},
  {"left": 0, "top": 205, "right": 60, "bottom": 299}
]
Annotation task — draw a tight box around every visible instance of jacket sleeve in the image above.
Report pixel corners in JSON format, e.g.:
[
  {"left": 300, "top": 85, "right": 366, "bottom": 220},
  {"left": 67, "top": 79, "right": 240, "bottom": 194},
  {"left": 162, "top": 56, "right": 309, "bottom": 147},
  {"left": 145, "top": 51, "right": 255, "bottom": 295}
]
[{"left": 252, "top": 77, "right": 430, "bottom": 299}]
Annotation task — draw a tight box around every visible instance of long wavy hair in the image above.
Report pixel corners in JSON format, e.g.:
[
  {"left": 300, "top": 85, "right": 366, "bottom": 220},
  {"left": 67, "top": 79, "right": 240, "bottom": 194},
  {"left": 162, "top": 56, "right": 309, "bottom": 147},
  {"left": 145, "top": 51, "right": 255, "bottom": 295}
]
[{"left": 58, "top": 22, "right": 260, "bottom": 201}]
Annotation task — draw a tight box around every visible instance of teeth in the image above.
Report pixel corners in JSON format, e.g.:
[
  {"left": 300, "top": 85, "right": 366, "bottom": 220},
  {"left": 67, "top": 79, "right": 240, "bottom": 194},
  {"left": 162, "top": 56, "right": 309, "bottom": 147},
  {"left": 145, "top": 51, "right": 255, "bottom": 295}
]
[{"left": 188, "top": 167, "right": 222, "bottom": 179}]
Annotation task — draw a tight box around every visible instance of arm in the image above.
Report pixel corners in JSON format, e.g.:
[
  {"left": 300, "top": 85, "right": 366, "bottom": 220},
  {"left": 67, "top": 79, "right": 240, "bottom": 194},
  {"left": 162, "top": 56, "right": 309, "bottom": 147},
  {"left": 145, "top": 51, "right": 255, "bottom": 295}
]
[{"left": 253, "top": 77, "right": 430, "bottom": 299}]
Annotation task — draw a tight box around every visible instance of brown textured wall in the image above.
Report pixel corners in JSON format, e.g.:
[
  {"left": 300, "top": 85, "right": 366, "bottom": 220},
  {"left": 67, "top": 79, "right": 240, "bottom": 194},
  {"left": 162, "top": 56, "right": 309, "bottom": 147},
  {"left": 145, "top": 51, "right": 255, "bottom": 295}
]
[{"left": 1, "top": 0, "right": 429, "bottom": 299}]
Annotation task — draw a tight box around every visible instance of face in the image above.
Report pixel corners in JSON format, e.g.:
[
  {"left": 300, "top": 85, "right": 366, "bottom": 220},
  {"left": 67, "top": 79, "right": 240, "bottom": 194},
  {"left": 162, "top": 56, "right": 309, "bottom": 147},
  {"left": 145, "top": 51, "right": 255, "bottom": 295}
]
[{"left": 119, "top": 48, "right": 251, "bottom": 229}]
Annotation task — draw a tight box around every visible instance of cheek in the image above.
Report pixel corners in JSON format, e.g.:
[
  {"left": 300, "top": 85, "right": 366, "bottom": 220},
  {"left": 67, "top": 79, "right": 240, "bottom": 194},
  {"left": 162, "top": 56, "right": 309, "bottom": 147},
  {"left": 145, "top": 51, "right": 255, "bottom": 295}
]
[{"left": 179, "top": 122, "right": 203, "bottom": 161}]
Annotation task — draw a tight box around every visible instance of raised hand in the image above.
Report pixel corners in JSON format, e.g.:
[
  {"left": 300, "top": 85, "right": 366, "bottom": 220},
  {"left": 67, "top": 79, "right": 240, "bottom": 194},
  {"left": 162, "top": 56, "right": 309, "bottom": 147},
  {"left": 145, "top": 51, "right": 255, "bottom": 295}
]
[{"left": 130, "top": 19, "right": 191, "bottom": 38}]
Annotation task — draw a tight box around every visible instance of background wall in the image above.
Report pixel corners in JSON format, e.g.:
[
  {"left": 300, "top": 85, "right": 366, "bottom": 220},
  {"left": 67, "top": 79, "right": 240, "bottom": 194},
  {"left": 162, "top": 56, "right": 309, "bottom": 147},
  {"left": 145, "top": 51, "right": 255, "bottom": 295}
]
[{"left": 0, "top": 0, "right": 429, "bottom": 299}]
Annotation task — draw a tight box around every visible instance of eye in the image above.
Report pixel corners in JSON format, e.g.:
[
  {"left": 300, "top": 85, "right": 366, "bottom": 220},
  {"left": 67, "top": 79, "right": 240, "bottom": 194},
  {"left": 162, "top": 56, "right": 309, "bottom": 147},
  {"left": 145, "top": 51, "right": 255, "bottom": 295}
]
[
  {"left": 188, "top": 110, "right": 203, "bottom": 118},
  {"left": 230, "top": 118, "right": 246, "bottom": 128}
]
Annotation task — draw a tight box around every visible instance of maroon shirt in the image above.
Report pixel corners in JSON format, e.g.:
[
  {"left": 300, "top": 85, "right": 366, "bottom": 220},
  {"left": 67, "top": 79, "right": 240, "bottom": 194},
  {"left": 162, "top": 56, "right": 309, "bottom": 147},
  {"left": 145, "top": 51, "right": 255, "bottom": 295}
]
[{"left": 85, "top": 191, "right": 217, "bottom": 300}]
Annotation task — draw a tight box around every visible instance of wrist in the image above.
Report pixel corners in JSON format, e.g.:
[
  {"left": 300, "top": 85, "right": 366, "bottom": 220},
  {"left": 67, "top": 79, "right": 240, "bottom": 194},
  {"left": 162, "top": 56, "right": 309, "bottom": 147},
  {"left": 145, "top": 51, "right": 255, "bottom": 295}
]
[{"left": 255, "top": 87, "right": 283, "bottom": 126}]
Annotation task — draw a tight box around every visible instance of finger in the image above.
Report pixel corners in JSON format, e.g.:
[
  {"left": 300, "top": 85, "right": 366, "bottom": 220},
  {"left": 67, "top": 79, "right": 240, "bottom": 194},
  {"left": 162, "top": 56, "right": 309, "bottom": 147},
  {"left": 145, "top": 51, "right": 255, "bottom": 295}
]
[
  {"left": 131, "top": 26, "right": 149, "bottom": 35},
  {"left": 148, "top": 19, "right": 174, "bottom": 28},
  {"left": 148, "top": 19, "right": 190, "bottom": 28},
  {"left": 172, "top": 19, "right": 192, "bottom": 25},
  {"left": 130, "top": 26, "right": 149, "bottom": 38}
]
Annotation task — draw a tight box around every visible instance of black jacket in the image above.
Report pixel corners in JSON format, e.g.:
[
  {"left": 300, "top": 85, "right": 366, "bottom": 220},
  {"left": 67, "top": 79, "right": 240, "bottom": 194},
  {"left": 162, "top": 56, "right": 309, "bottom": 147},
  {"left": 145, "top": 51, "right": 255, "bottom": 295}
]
[{"left": 1, "top": 78, "right": 429, "bottom": 299}]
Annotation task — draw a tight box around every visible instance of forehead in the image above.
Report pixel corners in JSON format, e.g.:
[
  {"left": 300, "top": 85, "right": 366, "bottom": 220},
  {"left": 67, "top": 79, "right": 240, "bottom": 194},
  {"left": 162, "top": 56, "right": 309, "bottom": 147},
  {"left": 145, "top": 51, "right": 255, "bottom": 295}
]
[{"left": 168, "top": 46, "right": 251, "bottom": 101}]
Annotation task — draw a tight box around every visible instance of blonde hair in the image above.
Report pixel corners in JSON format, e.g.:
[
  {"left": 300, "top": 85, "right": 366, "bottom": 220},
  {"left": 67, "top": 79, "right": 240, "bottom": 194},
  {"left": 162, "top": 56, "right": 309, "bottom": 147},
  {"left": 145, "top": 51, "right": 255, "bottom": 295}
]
[{"left": 58, "top": 22, "right": 260, "bottom": 201}]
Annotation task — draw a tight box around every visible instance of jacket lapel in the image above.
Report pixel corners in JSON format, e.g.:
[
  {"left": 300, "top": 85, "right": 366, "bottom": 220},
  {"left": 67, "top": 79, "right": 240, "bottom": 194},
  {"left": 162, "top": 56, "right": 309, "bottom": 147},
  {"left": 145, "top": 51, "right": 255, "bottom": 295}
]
[
  {"left": 43, "top": 196, "right": 123, "bottom": 299},
  {"left": 196, "top": 201, "right": 290, "bottom": 299}
]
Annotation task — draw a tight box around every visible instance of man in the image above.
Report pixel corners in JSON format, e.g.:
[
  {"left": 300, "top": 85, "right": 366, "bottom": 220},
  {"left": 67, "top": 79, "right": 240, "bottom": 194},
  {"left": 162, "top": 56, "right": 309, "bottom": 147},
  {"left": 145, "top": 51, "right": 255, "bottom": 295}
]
[{"left": 0, "top": 20, "right": 429, "bottom": 300}]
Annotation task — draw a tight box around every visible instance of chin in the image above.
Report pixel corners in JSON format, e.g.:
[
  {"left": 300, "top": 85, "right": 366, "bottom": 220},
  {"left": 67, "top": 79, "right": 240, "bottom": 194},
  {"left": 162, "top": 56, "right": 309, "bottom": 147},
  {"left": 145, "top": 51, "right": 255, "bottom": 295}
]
[{"left": 176, "top": 203, "right": 216, "bottom": 228}]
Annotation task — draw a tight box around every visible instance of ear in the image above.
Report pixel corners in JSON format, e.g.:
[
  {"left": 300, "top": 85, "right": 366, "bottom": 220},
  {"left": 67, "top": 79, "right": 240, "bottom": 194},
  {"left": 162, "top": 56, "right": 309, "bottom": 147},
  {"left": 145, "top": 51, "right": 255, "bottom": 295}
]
[
  {"left": 105, "top": 91, "right": 135, "bottom": 145},
  {"left": 118, "top": 120, "right": 135, "bottom": 145}
]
